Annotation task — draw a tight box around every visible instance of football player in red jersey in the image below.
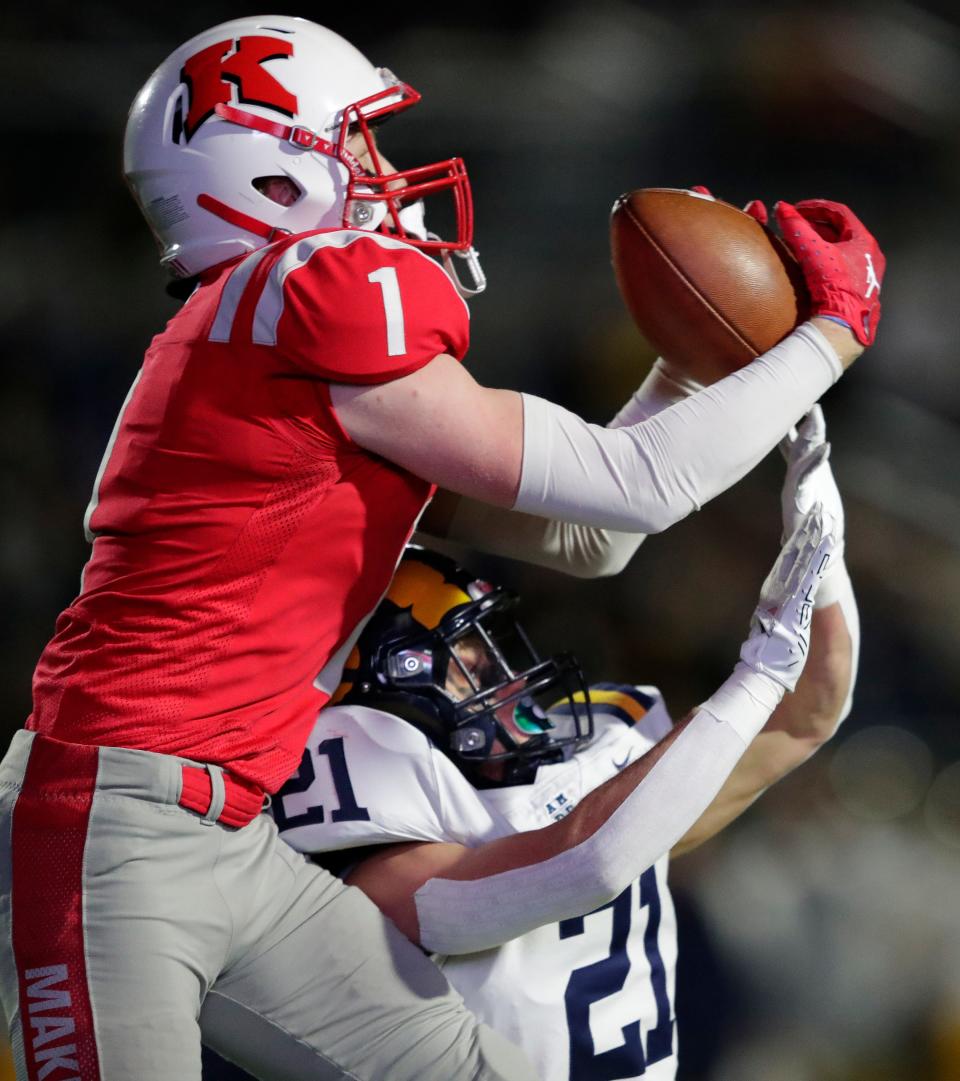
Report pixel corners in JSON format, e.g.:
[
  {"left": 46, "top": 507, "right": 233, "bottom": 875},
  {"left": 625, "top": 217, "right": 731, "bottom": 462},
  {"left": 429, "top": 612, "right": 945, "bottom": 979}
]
[{"left": 0, "top": 15, "right": 881, "bottom": 1081}]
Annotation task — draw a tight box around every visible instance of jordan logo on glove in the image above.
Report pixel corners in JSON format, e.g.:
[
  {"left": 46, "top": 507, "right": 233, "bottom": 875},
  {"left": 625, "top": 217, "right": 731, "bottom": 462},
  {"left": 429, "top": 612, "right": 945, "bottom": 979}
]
[{"left": 865, "top": 253, "right": 881, "bottom": 299}]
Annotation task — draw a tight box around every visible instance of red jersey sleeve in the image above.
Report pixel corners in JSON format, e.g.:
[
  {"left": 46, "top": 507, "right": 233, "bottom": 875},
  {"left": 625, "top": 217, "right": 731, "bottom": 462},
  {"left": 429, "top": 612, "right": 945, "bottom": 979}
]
[{"left": 258, "top": 230, "right": 470, "bottom": 384}]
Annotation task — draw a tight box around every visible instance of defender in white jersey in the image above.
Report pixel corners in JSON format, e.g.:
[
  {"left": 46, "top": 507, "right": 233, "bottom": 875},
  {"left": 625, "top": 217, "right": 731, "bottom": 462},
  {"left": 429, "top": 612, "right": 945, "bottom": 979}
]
[
  {"left": 272, "top": 409, "right": 858, "bottom": 1081},
  {"left": 280, "top": 679, "right": 681, "bottom": 1080}
]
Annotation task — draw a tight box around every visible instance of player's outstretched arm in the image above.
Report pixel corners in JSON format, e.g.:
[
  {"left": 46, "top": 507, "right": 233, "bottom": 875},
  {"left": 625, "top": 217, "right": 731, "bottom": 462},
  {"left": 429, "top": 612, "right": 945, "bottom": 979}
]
[
  {"left": 333, "top": 200, "right": 882, "bottom": 535},
  {"left": 673, "top": 405, "right": 859, "bottom": 854},
  {"left": 415, "top": 357, "right": 702, "bottom": 576},
  {"left": 332, "top": 328, "right": 857, "bottom": 536},
  {"left": 417, "top": 349, "right": 749, "bottom": 575},
  {"left": 344, "top": 508, "right": 837, "bottom": 954},
  {"left": 413, "top": 340, "right": 847, "bottom": 579},
  {"left": 413, "top": 362, "right": 700, "bottom": 577},
  {"left": 671, "top": 602, "right": 852, "bottom": 856},
  {"left": 417, "top": 328, "right": 844, "bottom": 579}
]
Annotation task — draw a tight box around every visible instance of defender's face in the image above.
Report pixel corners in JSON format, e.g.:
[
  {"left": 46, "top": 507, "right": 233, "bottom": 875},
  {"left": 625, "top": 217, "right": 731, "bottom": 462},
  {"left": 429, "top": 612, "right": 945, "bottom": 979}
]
[{"left": 445, "top": 634, "right": 542, "bottom": 749}]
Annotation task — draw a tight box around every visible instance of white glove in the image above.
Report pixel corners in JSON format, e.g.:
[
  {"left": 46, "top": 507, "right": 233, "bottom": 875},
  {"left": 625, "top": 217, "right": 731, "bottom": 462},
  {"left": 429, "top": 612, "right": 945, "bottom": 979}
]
[
  {"left": 740, "top": 504, "right": 838, "bottom": 692},
  {"left": 780, "top": 405, "right": 845, "bottom": 587}
]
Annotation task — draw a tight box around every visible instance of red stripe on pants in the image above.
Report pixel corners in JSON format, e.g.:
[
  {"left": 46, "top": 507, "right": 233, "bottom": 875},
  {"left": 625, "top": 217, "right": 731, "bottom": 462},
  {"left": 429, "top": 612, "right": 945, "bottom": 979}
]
[{"left": 12, "top": 737, "right": 102, "bottom": 1081}]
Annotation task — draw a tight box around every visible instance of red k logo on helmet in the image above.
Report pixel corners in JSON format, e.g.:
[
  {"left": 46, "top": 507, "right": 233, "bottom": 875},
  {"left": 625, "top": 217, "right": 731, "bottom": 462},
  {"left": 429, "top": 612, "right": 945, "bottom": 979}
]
[{"left": 180, "top": 37, "right": 298, "bottom": 141}]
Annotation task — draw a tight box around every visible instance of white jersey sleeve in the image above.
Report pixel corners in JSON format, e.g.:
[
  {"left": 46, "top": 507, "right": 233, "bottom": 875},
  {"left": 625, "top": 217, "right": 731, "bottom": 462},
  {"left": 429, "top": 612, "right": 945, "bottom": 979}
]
[{"left": 273, "top": 702, "right": 511, "bottom": 854}]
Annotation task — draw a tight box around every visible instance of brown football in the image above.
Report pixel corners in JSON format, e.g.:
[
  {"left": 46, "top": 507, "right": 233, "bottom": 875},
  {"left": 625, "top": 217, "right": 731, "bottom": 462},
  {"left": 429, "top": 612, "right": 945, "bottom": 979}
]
[{"left": 610, "top": 188, "right": 809, "bottom": 386}]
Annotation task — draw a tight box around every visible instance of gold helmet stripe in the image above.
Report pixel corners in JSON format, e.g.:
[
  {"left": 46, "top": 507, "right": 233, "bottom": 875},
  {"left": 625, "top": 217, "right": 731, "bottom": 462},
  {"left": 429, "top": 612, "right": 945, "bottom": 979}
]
[{"left": 388, "top": 560, "right": 472, "bottom": 630}]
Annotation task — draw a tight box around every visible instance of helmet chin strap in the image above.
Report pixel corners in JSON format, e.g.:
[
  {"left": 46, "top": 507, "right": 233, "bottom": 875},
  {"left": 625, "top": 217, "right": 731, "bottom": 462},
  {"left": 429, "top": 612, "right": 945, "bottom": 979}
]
[
  {"left": 197, "top": 192, "right": 488, "bottom": 298},
  {"left": 436, "top": 238, "right": 487, "bottom": 298},
  {"left": 393, "top": 203, "right": 484, "bottom": 297}
]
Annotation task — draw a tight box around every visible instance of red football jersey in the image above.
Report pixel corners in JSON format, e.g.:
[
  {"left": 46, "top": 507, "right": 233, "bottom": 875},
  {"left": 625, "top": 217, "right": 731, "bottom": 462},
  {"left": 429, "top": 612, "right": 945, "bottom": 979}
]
[{"left": 29, "top": 230, "right": 470, "bottom": 792}]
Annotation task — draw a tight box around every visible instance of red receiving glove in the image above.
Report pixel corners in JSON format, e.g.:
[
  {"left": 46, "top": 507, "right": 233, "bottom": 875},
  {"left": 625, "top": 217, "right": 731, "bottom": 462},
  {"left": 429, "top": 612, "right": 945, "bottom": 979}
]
[
  {"left": 774, "top": 199, "right": 885, "bottom": 346},
  {"left": 690, "top": 185, "right": 768, "bottom": 224},
  {"left": 742, "top": 198, "right": 768, "bottom": 225}
]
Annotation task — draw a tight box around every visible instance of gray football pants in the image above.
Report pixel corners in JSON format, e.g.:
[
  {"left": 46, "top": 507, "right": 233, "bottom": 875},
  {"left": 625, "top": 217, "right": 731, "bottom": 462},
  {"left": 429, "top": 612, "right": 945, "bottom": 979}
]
[{"left": 0, "top": 731, "right": 537, "bottom": 1080}]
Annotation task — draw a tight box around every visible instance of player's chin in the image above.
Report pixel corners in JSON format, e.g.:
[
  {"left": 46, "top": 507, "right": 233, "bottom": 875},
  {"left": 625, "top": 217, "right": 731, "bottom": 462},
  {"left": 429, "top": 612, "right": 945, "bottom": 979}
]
[{"left": 474, "top": 758, "right": 508, "bottom": 784}]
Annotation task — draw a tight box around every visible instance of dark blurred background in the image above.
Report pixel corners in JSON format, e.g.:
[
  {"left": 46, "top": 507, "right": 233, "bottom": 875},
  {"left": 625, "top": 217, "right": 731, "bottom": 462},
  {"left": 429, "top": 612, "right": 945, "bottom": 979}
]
[{"left": 4, "top": 2, "right": 960, "bottom": 1078}]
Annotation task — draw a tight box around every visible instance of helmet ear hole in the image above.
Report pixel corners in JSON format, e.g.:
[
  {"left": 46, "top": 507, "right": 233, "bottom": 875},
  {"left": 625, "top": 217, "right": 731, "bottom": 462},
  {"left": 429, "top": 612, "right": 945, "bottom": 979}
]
[{"left": 252, "top": 176, "right": 303, "bottom": 207}]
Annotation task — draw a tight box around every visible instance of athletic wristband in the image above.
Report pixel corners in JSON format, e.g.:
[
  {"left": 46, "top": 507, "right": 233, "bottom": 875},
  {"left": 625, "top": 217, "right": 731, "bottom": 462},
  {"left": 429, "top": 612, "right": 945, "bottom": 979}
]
[
  {"left": 819, "top": 315, "right": 852, "bottom": 331},
  {"left": 699, "top": 663, "right": 785, "bottom": 745}
]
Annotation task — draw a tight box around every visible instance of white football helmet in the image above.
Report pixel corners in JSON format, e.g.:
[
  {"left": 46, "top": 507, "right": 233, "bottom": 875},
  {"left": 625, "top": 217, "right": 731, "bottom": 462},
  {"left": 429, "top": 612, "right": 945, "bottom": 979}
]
[{"left": 123, "top": 16, "right": 484, "bottom": 293}]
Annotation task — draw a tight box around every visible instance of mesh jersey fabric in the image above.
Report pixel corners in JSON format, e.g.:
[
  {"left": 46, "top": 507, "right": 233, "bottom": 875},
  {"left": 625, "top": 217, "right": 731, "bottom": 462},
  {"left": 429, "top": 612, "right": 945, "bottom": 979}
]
[{"left": 29, "top": 230, "right": 469, "bottom": 792}]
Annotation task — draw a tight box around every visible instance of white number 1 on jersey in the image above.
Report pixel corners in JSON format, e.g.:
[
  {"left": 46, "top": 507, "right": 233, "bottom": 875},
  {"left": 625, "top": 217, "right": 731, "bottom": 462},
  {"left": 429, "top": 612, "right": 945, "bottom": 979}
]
[{"left": 367, "top": 266, "right": 407, "bottom": 357}]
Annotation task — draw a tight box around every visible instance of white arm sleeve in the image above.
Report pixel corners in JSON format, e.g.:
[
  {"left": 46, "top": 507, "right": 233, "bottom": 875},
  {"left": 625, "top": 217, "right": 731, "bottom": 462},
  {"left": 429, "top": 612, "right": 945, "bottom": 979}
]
[
  {"left": 515, "top": 323, "right": 841, "bottom": 533},
  {"left": 414, "top": 666, "right": 782, "bottom": 955},
  {"left": 419, "top": 360, "right": 699, "bottom": 578},
  {"left": 425, "top": 491, "right": 643, "bottom": 579}
]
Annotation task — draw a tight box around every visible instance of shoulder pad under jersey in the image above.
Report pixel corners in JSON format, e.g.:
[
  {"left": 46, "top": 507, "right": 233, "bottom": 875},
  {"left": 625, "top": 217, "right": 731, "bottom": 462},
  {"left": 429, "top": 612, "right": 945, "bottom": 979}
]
[
  {"left": 208, "top": 229, "right": 470, "bottom": 383},
  {"left": 551, "top": 682, "right": 673, "bottom": 742},
  {"left": 274, "top": 701, "right": 500, "bottom": 854}
]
